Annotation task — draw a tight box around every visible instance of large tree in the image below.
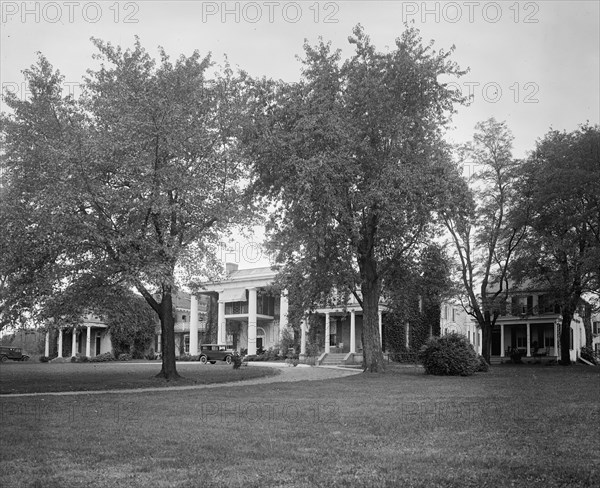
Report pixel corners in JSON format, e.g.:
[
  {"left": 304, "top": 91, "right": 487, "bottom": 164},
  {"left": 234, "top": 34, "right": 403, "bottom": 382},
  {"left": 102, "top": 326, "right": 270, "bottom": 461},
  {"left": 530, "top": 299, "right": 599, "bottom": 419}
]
[
  {"left": 511, "top": 124, "right": 600, "bottom": 364},
  {"left": 241, "top": 26, "right": 467, "bottom": 372},
  {"left": 0, "top": 40, "right": 251, "bottom": 379},
  {"left": 440, "top": 118, "right": 526, "bottom": 363}
]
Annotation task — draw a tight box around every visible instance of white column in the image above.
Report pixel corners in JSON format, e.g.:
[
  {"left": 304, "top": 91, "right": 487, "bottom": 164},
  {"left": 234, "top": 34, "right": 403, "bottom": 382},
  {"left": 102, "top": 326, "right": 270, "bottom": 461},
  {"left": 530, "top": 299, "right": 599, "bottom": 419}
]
[
  {"left": 86, "top": 326, "right": 91, "bottom": 357},
  {"left": 157, "top": 333, "right": 162, "bottom": 353},
  {"left": 190, "top": 295, "right": 199, "bottom": 355},
  {"left": 378, "top": 311, "right": 383, "bottom": 349},
  {"left": 300, "top": 318, "right": 306, "bottom": 356},
  {"left": 553, "top": 321, "right": 558, "bottom": 356},
  {"left": 526, "top": 322, "right": 531, "bottom": 357},
  {"left": 325, "top": 312, "right": 330, "bottom": 353},
  {"left": 405, "top": 322, "right": 410, "bottom": 349},
  {"left": 248, "top": 288, "right": 257, "bottom": 355},
  {"left": 500, "top": 325, "right": 505, "bottom": 357},
  {"left": 217, "top": 298, "right": 226, "bottom": 344},
  {"left": 57, "top": 329, "right": 63, "bottom": 358},
  {"left": 279, "top": 292, "right": 289, "bottom": 342},
  {"left": 350, "top": 310, "right": 356, "bottom": 353},
  {"left": 71, "top": 328, "right": 77, "bottom": 357},
  {"left": 44, "top": 331, "right": 50, "bottom": 357}
]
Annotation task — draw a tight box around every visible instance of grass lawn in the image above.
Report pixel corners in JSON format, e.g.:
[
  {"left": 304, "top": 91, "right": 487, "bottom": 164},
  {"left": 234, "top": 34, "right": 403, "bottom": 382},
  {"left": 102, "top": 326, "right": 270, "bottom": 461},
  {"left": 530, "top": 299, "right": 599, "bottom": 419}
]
[
  {"left": 0, "top": 361, "right": 279, "bottom": 394},
  {"left": 1, "top": 363, "right": 599, "bottom": 487}
]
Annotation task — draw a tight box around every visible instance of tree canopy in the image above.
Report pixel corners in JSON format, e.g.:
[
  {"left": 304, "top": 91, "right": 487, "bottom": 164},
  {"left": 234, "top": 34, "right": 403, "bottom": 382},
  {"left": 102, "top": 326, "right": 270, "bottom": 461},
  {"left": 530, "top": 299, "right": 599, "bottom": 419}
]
[
  {"left": 440, "top": 118, "right": 526, "bottom": 362},
  {"left": 1, "top": 39, "right": 252, "bottom": 378},
  {"left": 511, "top": 123, "right": 600, "bottom": 363},
  {"left": 241, "top": 25, "right": 467, "bottom": 371}
]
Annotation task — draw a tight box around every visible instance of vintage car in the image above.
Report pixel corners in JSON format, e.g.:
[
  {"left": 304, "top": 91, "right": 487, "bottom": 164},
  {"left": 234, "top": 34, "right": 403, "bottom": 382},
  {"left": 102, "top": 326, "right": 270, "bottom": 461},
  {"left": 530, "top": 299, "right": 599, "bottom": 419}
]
[
  {"left": 198, "top": 344, "right": 235, "bottom": 365},
  {"left": 0, "top": 346, "right": 30, "bottom": 362}
]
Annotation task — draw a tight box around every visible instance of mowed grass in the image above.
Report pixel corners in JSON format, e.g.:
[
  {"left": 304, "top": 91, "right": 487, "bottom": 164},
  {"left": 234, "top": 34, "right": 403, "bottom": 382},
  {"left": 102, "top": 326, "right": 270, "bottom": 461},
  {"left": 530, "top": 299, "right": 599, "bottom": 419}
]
[
  {"left": 1, "top": 363, "right": 599, "bottom": 488},
  {"left": 0, "top": 361, "right": 278, "bottom": 394}
]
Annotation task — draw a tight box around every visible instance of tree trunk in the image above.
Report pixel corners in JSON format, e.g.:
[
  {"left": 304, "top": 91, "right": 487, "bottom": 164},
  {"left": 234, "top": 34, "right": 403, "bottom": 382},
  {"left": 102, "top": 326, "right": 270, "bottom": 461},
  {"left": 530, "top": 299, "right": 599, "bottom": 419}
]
[
  {"left": 360, "top": 265, "right": 385, "bottom": 373},
  {"left": 559, "top": 312, "right": 572, "bottom": 366},
  {"left": 157, "top": 286, "right": 180, "bottom": 379},
  {"left": 480, "top": 315, "right": 492, "bottom": 364}
]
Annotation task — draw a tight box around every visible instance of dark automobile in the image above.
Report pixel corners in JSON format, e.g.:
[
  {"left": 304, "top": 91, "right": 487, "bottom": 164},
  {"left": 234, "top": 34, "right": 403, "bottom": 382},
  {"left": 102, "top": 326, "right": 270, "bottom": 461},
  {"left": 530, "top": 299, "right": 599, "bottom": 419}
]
[
  {"left": 0, "top": 346, "right": 30, "bottom": 362},
  {"left": 199, "top": 344, "right": 234, "bottom": 365}
]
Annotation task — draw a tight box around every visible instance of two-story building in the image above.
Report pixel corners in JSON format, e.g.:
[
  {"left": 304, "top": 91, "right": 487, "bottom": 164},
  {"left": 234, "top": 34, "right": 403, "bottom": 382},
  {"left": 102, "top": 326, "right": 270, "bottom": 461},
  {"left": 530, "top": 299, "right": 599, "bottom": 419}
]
[
  {"left": 195, "top": 263, "right": 385, "bottom": 362},
  {"left": 490, "top": 288, "right": 588, "bottom": 363}
]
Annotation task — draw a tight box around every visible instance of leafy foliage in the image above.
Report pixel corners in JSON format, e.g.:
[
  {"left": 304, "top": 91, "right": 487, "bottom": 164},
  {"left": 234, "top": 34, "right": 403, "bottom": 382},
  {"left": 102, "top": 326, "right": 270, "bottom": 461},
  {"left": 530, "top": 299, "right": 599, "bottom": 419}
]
[
  {"left": 103, "top": 290, "right": 156, "bottom": 359},
  {"left": 511, "top": 124, "right": 600, "bottom": 364},
  {"left": 440, "top": 118, "right": 525, "bottom": 362},
  {"left": 418, "top": 332, "right": 480, "bottom": 376},
  {"left": 1, "top": 40, "right": 253, "bottom": 378},
  {"left": 241, "top": 25, "right": 467, "bottom": 372}
]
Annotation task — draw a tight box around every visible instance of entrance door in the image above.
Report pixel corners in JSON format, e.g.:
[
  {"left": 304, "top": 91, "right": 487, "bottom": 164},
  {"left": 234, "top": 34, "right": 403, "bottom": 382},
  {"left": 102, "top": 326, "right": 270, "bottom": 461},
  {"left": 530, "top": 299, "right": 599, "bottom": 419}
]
[
  {"left": 491, "top": 329, "right": 501, "bottom": 355},
  {"left": 256, "top": 337, "right": 263, "bottom": 351},
  {"left": 95, "top": 336, "right": 101, "bottom": 356}
]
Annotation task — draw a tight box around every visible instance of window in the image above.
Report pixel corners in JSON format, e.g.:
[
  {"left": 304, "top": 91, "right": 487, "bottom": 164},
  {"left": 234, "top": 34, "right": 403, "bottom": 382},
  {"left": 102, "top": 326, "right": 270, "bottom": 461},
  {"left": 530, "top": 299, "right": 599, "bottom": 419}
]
[
  {"left": 182, "top": 315, "right": 187, "bottom": 322},
  {"left": 225, "top": 301, "right": 248, "bottom": 315},
  {"left": 184, "top": 335, "right": 190, "bottom": 354},
  {"left": 593, "top": 322, "right": 600, "bottom": 335},
  {"left": 444, "top": 306, "right": 448, "bottom": 320},
  {"left": 544, "top": 336, "right": 555, "bottom": 347},
  {"left": 517, "top": 336, "right": 527, "bottom": 348},
  {"left": 452, "top": 308, "right": 455, "bottom": 322}
]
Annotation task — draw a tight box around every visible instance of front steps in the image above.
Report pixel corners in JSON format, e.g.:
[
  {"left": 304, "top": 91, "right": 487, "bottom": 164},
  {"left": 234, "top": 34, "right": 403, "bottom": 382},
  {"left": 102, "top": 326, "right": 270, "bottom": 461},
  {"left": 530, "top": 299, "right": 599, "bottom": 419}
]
[{"left": 318, "top": 352, "right": 363, "bottom": 366}]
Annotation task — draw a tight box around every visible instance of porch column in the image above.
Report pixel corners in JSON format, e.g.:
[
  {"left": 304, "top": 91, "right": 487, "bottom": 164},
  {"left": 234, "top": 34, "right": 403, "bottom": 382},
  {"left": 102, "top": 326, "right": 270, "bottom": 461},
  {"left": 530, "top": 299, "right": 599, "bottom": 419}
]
[
  {"left": 553, "top": 320, "right": 558, "bottom": 356},
  {"left": 378, "top": 311, "right": 383, "bottom": 349},
  {"left": 44, "top": 330, "right": 50, "bottom": 357},
  {"left": 85, "top": 326, "right": 91, "bottom": 357},
  {"left": 279, "top": 291, "right": 289, "bottom": 342},
  {"left": 57, "top": 329, "right": 63, "bottom": 358},
  {"left": 190, "top": 295, "right": 199, "bottom": 355},
  {"left": 217, "top": 299, "right": 226, "bottom": 344},
  {"left": 325, "top": 312, "right": 330, "bottom": 353},
  {"left": 248, "top": 288, "right": 257, "bottom": 355},
  {"left": 157, "top": 333, "right": 162, "bottom": 353},
  {"left": 500, "top": 324, "right": 505, "bottom": 357},
  {"left": 405, "top": 322, "right": 410, "bottom": 349},
  {"left": 71, "top": 328, "right": 77, "bottom": 357},
  {"left": 526, "top": 322, "right": 531, "bottom": 357},
  {"left": 300, "top": 318, "right": 306, "bottom": 355},
  {"left": 350, "top": 310, "right": 356, "bottom": 353}
]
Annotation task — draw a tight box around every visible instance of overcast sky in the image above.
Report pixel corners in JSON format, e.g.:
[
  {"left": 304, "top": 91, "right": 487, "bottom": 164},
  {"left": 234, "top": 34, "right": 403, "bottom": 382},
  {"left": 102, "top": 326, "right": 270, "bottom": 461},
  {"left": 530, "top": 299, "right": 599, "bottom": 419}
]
[{"left": 1, "top": 0, "right": 599, "bottom": 268}]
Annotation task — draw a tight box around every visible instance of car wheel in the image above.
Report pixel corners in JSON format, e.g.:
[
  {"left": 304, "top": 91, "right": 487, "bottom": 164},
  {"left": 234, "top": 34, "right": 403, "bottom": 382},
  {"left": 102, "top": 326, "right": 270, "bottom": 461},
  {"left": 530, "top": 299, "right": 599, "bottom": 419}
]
[
  {"left": 21, "top": 355, "right": 30, "bottom": 361},
  {"left": 210, "top": 361, "right": 216, "bottom": 364},
  {"left": 199, "top": 355, "right": 208, "bottom": 364},
  {"left": 0, "top": 355, "right": 7, "bottom": 363},
  {"left": 225, "top": 355, "right": 232, "bottom": 365}
]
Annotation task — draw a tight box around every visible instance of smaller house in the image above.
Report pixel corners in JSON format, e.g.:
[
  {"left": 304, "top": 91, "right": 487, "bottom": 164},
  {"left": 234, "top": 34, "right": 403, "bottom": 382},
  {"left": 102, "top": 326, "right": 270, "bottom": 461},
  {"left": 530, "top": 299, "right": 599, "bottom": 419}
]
[
  {"left": 43, "top": 313, "right": 112, "bottom": 359},
  {"left": 490, "top": 288, "right": 588, "bottom": 363}
]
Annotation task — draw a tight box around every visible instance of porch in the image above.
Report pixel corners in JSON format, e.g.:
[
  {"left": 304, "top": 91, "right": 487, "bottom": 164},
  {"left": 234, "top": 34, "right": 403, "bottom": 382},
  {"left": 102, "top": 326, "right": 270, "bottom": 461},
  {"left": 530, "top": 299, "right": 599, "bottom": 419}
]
[{"left": 491, "top": 321, "right": 559, "bottom": 363}]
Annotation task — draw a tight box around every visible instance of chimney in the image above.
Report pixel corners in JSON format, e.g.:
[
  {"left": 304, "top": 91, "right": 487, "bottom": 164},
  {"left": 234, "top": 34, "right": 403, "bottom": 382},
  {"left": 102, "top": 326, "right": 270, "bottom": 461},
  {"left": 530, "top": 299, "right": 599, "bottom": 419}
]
[{"left": 225, "top": 262, "right": 238, "bottom": 274}]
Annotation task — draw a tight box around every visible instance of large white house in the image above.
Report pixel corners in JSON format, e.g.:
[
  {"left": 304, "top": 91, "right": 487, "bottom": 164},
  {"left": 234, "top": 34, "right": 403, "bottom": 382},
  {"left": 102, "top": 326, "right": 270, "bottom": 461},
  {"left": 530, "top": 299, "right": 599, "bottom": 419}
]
[{"left": 194, "top": 263, "right": 384, "bottom": 363}]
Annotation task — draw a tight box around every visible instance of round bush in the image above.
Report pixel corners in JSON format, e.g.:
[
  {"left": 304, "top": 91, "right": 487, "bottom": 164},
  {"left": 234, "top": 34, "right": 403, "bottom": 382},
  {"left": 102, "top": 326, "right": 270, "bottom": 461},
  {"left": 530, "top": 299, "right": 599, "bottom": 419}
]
[{"left": 418, "top": 333, "right": 480, "bottom": 376}]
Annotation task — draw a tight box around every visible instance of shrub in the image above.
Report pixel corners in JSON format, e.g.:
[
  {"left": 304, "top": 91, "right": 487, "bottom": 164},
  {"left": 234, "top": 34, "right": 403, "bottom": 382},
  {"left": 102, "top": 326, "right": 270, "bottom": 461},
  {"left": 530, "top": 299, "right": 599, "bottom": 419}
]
[
  {"left": 145, "top": 349, "right": 156, "bottom": 360},
  {"left": 510, "top": 349, "right": 523, "bottom": 364},
  {"left": 232, "top": 353, "right": 243, "bottom": 369},
  {"left": 118, "top": 353, "right": 132, "bottom": 361},
  {"left": 90, "top": 352, "right": 115, "bottom": 362},
  {"left": 418, "top": 333, "right": 480, "bottom": 376},
  {"left": 580, "top": 346, "right": 598, "bottom": 365},
  {"left": 39, "top": 356, "right": 50, "bottom": 363},
  {"left": 476, "top": 355, "right": 490, "bottom": 372}
]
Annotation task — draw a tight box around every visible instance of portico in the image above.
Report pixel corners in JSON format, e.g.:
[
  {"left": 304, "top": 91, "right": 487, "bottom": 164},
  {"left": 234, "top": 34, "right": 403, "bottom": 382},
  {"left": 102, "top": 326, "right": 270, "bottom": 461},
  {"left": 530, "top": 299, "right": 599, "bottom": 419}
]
[{"left": 196, "top": 265, "right": 288, "bottom": 355}]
